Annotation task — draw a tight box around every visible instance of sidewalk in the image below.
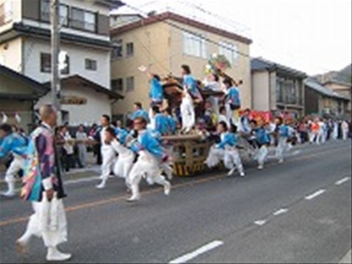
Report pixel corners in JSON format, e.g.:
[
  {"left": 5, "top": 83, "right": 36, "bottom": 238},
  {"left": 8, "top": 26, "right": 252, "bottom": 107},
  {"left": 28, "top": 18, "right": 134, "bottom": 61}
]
[
  {"left": 339, "top": 250, "right": 351, "bottom": 264},
  {"left": 0, "top": 153, "right": 101, "bottom": 188}
]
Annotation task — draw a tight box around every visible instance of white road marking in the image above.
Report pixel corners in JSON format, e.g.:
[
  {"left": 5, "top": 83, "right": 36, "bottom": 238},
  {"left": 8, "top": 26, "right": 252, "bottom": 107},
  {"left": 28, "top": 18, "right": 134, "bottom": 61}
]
[
  {"left": 273, "top": 209, "right": 289, "bottom": 216},
  {"left": 64, "top": 176, "right": 100, "bottom": 185},
  {"left": 305, "top": 189, "right": 326, "bottom": 200},
  {"left": 169, "top": 240, "right": 224, "bottom": 264},
  {"left": 335, "top": 177, "right": 351, "bottom": 186},
  {"left": 254, "top": 220, "right": 267, "bottom": 226}
]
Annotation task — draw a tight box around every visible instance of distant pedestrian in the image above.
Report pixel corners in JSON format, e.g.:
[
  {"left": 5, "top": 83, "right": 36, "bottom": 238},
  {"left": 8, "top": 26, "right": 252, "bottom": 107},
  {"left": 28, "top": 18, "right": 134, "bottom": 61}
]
[
  {"left": 341, "top": 120, "right": 349, "bottom": 140},
  {"left": 76, "top": 125, "right": 88, "bottom": 168}
]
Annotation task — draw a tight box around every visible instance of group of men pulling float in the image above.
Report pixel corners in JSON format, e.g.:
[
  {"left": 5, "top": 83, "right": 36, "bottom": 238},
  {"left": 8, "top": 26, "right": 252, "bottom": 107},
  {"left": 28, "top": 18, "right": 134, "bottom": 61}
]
[{"left": 0, "top": 54, "right": 297, "bottom": 262}]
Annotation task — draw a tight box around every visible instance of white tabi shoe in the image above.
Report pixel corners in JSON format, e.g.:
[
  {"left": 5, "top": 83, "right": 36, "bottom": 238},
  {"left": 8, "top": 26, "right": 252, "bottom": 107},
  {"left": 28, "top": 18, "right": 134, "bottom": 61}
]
[
  {"left": 227, "top": 168, "right": 236, "bottom": 176},
  {"left": 240, "top": 172, "right": 245, "bottom": 177},
  {"left": 164, "top": 182, "right": 171, "bottom": 196},
  {"left": 1, "top": 190, "right": 16, "bottom": 198},
  {"left": 258, "top": 165, "right": 264, "bottom": 170},
  {"left": 127, "top": 195, "right": 140, "bottom": 202},
  {"left": 46, "top": 247, "right": 72, "bottom": 262},
  {"left": 96, "top": 181, "right": 106, "bottom": 189}
]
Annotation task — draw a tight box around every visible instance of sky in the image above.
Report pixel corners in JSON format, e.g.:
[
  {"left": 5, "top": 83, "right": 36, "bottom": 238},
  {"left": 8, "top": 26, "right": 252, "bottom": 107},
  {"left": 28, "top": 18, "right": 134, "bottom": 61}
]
[{"left": 116, "top": 0, "right": 352, "bottom": 76}]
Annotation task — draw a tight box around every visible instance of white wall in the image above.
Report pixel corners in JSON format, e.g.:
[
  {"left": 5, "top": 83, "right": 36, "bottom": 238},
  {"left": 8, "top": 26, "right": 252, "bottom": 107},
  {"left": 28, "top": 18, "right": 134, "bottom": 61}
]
[
  {"left": 0, "top": 38, "right": 22, "bottom": 72},
  {"left": 252, "top": 71, "right": 270, "bottom": 111},
  {"left": 0, "top": 0, "right": 21, "bottom": 33},
  {"left": 36, "top": 85, "right": 111, "bottom": 125},
  {"left": 23, "top": 39, "right": 110, "bottom": 88},
  {"left": 66, "top": 0, "right": 110, "bottom": 16}
]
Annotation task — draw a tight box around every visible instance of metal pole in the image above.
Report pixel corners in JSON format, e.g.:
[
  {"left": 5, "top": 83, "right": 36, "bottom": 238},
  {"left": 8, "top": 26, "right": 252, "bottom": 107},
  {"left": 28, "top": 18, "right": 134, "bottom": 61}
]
[{"left": 51, "top": 0, "right": 61, "bottom": 122}]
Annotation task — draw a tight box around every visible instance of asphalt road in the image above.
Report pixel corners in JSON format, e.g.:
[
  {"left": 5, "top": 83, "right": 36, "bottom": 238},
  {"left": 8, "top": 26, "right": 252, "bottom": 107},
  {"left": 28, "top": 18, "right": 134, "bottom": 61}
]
[{"left": 0, "top": 140, "right": 351, "bottom": 264}]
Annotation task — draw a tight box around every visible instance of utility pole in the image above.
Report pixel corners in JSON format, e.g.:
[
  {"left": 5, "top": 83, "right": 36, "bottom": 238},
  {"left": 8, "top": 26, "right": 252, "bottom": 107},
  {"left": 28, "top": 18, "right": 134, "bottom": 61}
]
[{"left": 51, "top": 0, "right": 61, "bottom": 122}]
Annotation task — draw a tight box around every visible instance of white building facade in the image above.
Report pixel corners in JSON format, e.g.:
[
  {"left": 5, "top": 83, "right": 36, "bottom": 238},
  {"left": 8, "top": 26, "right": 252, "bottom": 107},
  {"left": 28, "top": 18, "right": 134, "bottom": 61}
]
[{"left": 0, "top": 0, "right": 124, "bottom": 125}]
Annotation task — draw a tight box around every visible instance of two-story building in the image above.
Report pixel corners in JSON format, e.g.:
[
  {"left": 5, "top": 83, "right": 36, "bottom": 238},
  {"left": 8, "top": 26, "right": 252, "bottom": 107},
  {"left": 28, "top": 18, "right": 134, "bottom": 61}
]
[
  {"left": 251, "top": 57, "right": 307, "bottom": 118},
  {"left": 304, "top": 78, "right": 350, "bottom": 117},
  {"left": 0, "top": 0, "right": 123, "bottom": 125},
  {"left": 322, "top": 80, "right": 351, "bottom": 115},
  {"left": 110, "top": 12, "right": 252, "bottom": 121}
]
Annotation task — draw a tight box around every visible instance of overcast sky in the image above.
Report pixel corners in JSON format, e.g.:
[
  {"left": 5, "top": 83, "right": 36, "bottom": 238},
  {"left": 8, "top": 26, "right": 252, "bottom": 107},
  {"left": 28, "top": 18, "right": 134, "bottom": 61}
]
[{"left": 117, "top": 0, "right": 351, "bottom": 75}]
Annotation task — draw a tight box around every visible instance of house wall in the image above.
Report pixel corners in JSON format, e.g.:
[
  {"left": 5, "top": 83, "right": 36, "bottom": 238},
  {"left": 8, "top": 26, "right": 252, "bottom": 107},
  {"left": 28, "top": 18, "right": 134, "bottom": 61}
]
[
  {"left": 325, "top": 82, "right": 351, "bottom": 112},
  {"left": 0, "top": 37, "right": 23, "bottom": 72},
  {"left": 252, "top": 70, "right": 270, "bottom": 111},
  {"left": 36, "top": 85, "right": 111, "bottom": 125},
  {"left": 111, "top": 20, "right": 252, "bottom": 116},
  {"left": 111, "top": 22, "right": 173, "bottom": 114},
  {"left": 169, "top": 20, "right": 251, "bottom": 109},
  {"left": 304, "top": 87, "right": 320, "bottom": 115},
  {"left": 23, "top": 38, "right": 110, "bottom": 88},
  {"left": 0, "top": 0, "right": 22, "bottom": 32}
]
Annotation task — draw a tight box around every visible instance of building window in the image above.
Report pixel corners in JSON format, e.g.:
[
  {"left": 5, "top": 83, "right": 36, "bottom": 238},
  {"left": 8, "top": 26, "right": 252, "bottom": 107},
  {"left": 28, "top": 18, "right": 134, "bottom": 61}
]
[
  {"left": 126, "top": 77, "right": 134, "bottom": 92},
  {"left": 40, "top": 53, "right": 51, "bottom": 73},
  {"left": 40, "top": 0, "right": 68, "bottom": 26},
  {"left": 111, "top": 39, "right": 123, "bottom": 60},
  {"left": 126, "top": 43, "right": 134, "bottom": 57},
  {"left": 219, "top": 41, "right": 238, "bottom": 63},
  {"left": 40, "top": 53, "right": 69, "bottom": 74},
  {"left": 85, "top": 59, "right": 97, "bottom": 71},
  {"left": 183, "top": 32, "right": 206, "bottom": 58},
  {"left": 0, "top": 1, "right": 12, "bottom": 26},
  {"left": 111, "top": 78, "right": 124, "bottom": 92},
  {"left": 71, "top": 7, "right": 96, "bottom": 32}
]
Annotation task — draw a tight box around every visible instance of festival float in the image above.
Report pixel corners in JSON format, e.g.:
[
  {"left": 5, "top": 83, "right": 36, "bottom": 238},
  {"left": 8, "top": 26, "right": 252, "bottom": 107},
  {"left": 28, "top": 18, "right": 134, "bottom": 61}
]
[{"left": 161, "top": 54, "right": 240, "bottom": 176}]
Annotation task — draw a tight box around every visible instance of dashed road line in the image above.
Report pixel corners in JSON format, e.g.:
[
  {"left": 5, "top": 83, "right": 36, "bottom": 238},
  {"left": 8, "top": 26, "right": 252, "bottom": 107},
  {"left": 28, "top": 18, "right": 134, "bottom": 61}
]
[
  {"left": 169, "top": 240, "right": 224, "bottom": 264},
  {"left": 273, "top": 208, "right": 289, "bottom": 216},
  {"left": 254, "top": 220, "right": 267, "bottom": 226},
  {"left": 305, "top": 189, "right": 326, "bottom": 200},
  {"left": 335, "top": 177, "right": 351, "bottom": 186}
]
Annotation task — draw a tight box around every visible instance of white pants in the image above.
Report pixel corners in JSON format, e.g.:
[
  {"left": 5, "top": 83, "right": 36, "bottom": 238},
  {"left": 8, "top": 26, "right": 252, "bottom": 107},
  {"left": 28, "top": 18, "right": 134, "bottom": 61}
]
[
  {"left": 309, "top": 132, "right": 319, "bottom": 144},
  {"left": 276, "top": 137, "right": 288, "bottom": 161},
  {"left": 224, "top": 149, "right": 244, "bottom": 174},
  {"left": 18, "top": 197, "right": 67, "bottom": 248},
  {"left": 255, "top": 145, "right": 269, "bottom": 167},
  {"left": 204, "top": 146, "right": 224, "bottom": 168},
  {"left": 5, "top": 155, "right": 24, "bottom": 192},
  {"left": 113, "top": 152, "right": 135, "bottom": 188},
  {"left": 333, "top": 127, "right": 338, "bottom": 140},
  {"left": 180, "top": 97, "right": 195, "bottom": 132},
  {"left": 77, "top": 145, "right": 87, "bottom": 167},
  {"left": 128, "top": 154, "right": 170, "bottom": 199},
  {"left": 101, "top": 146, "right": 116, "bottom": 181},
  {"left": 342, "top": 129, "right": 349, "bottom": 140}
]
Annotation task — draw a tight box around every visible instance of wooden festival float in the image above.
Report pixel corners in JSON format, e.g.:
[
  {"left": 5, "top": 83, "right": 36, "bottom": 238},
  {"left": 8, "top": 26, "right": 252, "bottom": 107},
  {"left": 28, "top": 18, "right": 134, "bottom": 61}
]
[{"left": 160, "top": 54, "right": 236, "bottom": 177}]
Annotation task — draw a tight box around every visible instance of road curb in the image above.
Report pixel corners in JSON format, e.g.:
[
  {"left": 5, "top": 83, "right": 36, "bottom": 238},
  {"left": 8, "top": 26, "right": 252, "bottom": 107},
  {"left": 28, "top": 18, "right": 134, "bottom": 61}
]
[
  {"left": 0, "top": 168, "right": 100, "bottom": 188},
  {"left": 339, "top": 250, "right": 351, "bottom": 264}
]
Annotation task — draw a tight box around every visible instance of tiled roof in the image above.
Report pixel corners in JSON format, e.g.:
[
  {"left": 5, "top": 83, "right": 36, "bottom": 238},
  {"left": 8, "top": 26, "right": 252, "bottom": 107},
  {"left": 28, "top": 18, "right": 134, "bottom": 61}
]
[
  {"left": 251, "top": 57, "right": 307, "bottom": 78},
  {"left": 0, "top": 64, "right": 49, "bottom": 99},
  {"left": 304, "top": 78, "right": 350, "bottom": 101}
]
